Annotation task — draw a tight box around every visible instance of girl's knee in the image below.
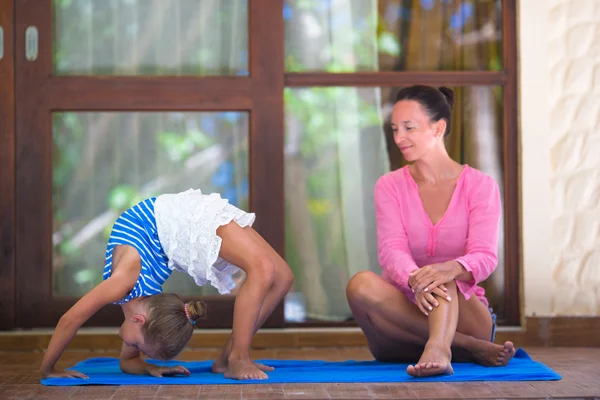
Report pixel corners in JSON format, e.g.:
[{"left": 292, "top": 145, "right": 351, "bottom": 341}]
[
  {"left": 276, "top": 262, "right": 294, "bottom": 291},
  {"left": 248, "top": 254, "right": 276, "bottom": 289}
]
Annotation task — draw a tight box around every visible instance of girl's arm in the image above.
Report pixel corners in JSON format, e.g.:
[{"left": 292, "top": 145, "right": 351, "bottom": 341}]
[
  {"left": 118, "top": 342, "right": 149, "bottom": 375},
  {"left": 40, "top": 266, "right": 138, "bottom": 378},
  {"left": 119, "top": 342, "right": 190, "bottom": 377}
]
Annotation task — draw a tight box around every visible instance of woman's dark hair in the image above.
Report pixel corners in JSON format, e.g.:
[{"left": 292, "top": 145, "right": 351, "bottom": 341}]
[{"left": 395, "top": 85, "right": 455, "bottom": 137}]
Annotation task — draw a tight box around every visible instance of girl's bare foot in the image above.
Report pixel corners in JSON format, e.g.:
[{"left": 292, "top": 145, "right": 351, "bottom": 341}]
[
  {"left": 224, "top": 359, "right": 268, "bottom": 380},
  {"left": 212, "top": 353, "right": 275, "bottom": 374},
  {"left": 407, "top": 342, "right": 454, "bottom": 377},
  {"left": 212, "top": 356, "right": 274, "bottom": 374}
]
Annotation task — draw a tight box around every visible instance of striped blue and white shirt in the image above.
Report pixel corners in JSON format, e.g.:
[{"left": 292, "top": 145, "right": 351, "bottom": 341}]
[{"left": 103, "top": 197, "right": 172, "bottom": 304}]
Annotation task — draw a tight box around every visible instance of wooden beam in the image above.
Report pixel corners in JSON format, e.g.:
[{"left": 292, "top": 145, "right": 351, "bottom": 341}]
[
  {"left": 1, "top": 317, "right": 599, "bottom": 351},
  {"left": 47, "top": 76, "right": 253, "bottom": 111},
  {"left": 285, "top": 71, "right": 508, "bottom": 87}
]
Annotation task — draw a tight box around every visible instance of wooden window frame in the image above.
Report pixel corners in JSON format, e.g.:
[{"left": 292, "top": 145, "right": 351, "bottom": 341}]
[
  {"left": 1, "top": 0, "right": 519, "bottom": 330},
  {"left": 283, "top": 0, "right": 520, "bottom": 327},
  {"left": 0, "top": 0, "right": 16, "bottom": 330}
]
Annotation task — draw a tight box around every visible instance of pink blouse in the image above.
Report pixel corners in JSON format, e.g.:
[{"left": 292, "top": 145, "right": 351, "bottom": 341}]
[{"left": 374, "top": 165, "right": 501, "bottom": 307}]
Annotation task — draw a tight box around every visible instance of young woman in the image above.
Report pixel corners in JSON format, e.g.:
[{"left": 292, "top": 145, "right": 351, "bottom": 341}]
[{"left": 346, "top": 85, "right": 516, "bottom": 377}]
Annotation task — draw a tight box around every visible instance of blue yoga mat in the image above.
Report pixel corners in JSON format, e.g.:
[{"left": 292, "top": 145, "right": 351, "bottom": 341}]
[{"left": 41, "top": 348, "right": 560, "bottom": 386}]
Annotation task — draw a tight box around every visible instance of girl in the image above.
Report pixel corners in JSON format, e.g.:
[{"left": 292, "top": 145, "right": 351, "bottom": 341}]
[{"left": 40, "top": 189, "right": 294, "bottom": 381}]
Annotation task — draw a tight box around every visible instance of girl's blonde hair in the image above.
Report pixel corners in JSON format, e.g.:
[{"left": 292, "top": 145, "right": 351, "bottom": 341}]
[{"left": 142, "top": 293, "right": 206, "bottom": 360}]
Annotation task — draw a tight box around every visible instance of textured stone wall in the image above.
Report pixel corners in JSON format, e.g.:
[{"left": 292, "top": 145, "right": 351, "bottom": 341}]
[
  {"left": 520, "top": 0, "right": 600, "bottom": 317},
  {"left": 548, "top": 0, "right": 600, "bottom": 315}
]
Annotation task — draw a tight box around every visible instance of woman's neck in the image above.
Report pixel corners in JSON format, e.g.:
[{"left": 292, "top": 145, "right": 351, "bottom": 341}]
[{"left": 411, "top": 147, "right": 462, "bottom": 184}]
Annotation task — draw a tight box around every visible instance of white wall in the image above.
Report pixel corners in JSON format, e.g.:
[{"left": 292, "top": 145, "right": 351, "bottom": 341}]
[{"left": 520, "top": 0, "right": 600, "bottom": 317}]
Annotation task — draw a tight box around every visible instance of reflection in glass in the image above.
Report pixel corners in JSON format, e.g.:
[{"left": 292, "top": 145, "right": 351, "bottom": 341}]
[
  {"left": 284, "top": 87, "right": 389, "bottom": 321},
  {"left": 53, "top": 0, "right": 248, "bottom": 76},
  {"left": 283, "top": 86, "right": 506, "bottom": 322},
  {"left": 53, "top": 112, "right": 249, "bottom": 297},
  {"left": 284, "top": 0, "right": 502, "bottom": 72}
]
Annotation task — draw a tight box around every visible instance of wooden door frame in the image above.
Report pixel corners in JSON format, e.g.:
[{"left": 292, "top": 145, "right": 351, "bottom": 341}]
[
  {"left": 13, "top": 0, "right": 285, "bottom": 329},
  {"left": 0, "top": 0, "right": 16, "bottom": 330},
  {"left": 501, "top": 0, "right": 520, "bottom": 327}
]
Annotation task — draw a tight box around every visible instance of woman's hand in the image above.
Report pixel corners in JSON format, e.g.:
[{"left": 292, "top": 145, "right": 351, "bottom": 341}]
[
  {"left": 414, "top": 286, "right": 452, "bottom": 316},
  {"left": 42, "top": 369, "right": 88, "bottom": 379},
  {"left": 409, "top": 262, "right": 463, "bottom": 294},
  {"left": 147, "top": 365, "right": 190, "bottom": 377}
]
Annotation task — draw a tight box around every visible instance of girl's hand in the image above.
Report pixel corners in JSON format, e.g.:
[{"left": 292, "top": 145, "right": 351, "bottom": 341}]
[
  {"left": 414, "top": 286, "right": 452, "bottom": 316},
  {"left": 42, "top": 369, "right": 88, "bottom": 379},
  {"left": 40, "top": 259, "right": 139, "bottom": 378},
  {"left": 147, "top": 365, "right": 190, "bottom": 377},
  {"left": 409, "top": 262, "right": 462, "bottom": 293}
]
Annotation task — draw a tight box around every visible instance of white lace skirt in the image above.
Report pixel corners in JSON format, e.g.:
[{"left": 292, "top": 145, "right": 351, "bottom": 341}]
[{"left": 154, "top": 189, "right": 255, "bottom": 294}]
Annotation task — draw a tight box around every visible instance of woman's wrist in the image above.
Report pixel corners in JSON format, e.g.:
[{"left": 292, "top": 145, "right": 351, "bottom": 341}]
[{"left": 446, "top": 260, "right": 465, "bottom": 280}]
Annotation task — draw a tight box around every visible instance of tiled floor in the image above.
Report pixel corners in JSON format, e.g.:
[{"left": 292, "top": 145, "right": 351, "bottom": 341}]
[{"left": 0, "top": 347, "right": 598, "bottom": 399}]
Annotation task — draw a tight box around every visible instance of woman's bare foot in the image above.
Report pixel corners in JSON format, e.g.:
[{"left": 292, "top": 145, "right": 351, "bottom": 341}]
[
  {"left": 407, "top": 342, "right": 453, "bottom": 377},
  {"left": 224, "top": 359, "right": 268, "bottom": 380},
  {"left": 464, "top": 339, "right": 516, "bottom": 367},
  {"left": 212, "top": 357, "right": 274, "bottom": 374},
  {"left": 496, "top": 341, "right": 516, "bottom": 365}
]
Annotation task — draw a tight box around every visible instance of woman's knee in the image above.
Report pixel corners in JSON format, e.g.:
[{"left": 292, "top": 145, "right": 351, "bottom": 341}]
[
  {"left": 442, "top": 279, "right": 457, "bottom": 292},
  {"left": 346, "top": 271, "right": 385, "bottom": 305}
]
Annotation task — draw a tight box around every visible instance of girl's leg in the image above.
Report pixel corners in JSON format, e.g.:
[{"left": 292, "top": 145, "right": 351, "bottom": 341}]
[
  {"left": 212, "top": 226, "right": 293, "bottom": 374},
  {"left": 213, "top": 222, "right": 293, "bottom": 380},
  {"left": 346, "top": 271, "right": 515, "bottom": 377}
]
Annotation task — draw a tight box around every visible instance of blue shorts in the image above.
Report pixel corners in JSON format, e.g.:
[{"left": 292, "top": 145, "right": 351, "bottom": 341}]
[{"left": 489, "top": 307, "right": 498, "bottom": 342}]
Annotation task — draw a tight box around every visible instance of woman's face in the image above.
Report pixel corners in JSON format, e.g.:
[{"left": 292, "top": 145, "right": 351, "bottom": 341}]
[{"left": 390, "top": 100, "right": 445, "bottom": 162}]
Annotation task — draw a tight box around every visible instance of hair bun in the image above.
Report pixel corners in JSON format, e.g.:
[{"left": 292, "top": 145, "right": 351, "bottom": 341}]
[
  {"left": 438, "top": 86, "right": 455, "bottom": 109},
  {"left": 186, "top": 301, "right": 207, "bottom": 324}
]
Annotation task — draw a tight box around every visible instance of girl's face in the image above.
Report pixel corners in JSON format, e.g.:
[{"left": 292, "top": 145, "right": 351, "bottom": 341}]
[{"left": 119, "top": 315, "right": 156, "bottom": 357}]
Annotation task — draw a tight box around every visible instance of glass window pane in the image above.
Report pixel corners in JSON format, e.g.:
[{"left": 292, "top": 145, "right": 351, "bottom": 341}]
[
  {"left": 283, "top": 86, "right": 505, "bottom": 322},
  {"left": 53, "top": 112, "right": 249, "bottom": 297},
  {"left": 53, "top": 0, "right": 248, "bottom": 76},
  {"left": 284, "top": 0, "right": 502, "bottom": 72}
]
